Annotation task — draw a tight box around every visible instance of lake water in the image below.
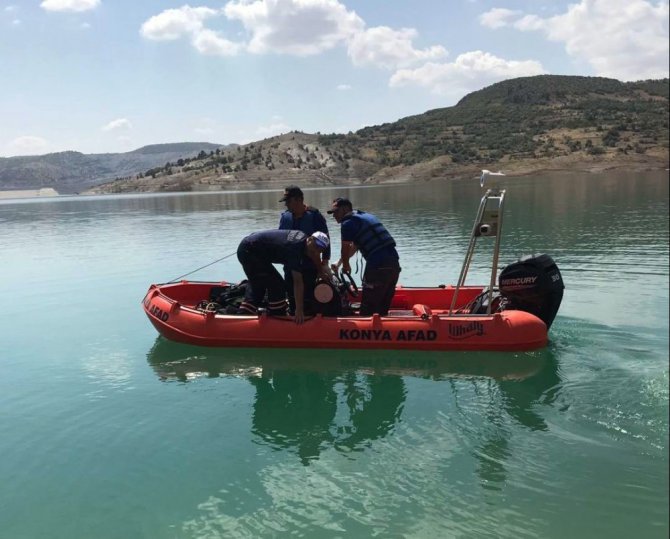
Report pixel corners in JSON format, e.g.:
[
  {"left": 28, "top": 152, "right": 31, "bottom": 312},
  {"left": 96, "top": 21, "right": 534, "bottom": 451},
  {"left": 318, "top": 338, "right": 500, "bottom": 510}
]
[{"left": 1, "top": 171, "right": 668, "bottom": 538}]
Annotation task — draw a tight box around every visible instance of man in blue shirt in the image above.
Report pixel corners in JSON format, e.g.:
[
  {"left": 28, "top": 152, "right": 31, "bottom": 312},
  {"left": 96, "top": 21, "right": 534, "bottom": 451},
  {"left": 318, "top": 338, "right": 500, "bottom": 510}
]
[
  {"left": 328, "top": 197, "right": 400, "bottom": 316},
  {"left": 278, "top": 185, "right": 330, "bottom": 315},
  {"left": 237, "top": 229, "right": 330, "bottom": 324}
]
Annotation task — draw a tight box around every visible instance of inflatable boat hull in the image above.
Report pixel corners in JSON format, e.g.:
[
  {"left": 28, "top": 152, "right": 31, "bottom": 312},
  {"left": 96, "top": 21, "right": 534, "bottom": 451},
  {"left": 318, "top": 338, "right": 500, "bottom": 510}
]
[{"left": 142, "top": 281, "right": 548, "bottom": 351}]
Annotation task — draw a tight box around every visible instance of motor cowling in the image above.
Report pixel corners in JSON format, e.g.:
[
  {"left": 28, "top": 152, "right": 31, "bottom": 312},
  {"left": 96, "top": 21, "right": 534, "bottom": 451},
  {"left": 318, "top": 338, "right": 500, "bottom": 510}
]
[{"left": 499, "top": 254, "right": 564, "bottom": 329}]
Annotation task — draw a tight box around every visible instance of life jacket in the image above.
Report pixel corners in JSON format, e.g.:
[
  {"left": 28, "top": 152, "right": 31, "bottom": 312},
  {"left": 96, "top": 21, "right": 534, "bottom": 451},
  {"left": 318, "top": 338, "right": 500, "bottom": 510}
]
[
  {"left": 278, "top": 206, "right": 330, "bottom": 262},
  {"left": 278, "top": 206, "right": 323, "bottom": 233},
  {"left": 343, "top": 210, "right": 396, "bottom": 258}
]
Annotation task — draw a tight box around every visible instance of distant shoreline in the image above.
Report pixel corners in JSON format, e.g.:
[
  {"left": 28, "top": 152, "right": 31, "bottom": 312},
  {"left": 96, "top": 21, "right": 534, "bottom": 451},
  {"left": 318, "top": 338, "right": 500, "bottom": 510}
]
[
  {"left": 0, "top": 187, "right": 60, "bottom": 200},
  {"left": 83, "top": 151, "right": 668, "bottom": 195},
  {"left": 2, "top": 158, "right": 668, "bottom": 200}
]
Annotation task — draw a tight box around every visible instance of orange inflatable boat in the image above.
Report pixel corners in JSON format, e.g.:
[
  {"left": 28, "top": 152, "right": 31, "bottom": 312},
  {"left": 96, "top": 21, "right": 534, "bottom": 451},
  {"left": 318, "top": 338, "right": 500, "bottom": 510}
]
[
  {"left": 142, "top": 281, "right": 554, "bottom": 351},
  {"left": 142, "top": 184, "right": 564, "bottom": 352}
]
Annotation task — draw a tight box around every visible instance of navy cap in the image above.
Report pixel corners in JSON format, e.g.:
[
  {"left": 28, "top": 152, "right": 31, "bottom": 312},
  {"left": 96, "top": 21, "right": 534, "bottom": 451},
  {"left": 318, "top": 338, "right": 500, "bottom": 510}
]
[
  {"left": 279, "top": 185, "right": 304, "bottom": 202},
  {"left": 327, "top": 197, "right": 352, "bottom": 214}
]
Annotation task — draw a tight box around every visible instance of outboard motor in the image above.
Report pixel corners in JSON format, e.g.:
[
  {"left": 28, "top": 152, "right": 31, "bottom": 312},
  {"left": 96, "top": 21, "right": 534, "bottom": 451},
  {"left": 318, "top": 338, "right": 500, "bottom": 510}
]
[{"left": 499, "top": 254, "right": 564, "bottom": 329}]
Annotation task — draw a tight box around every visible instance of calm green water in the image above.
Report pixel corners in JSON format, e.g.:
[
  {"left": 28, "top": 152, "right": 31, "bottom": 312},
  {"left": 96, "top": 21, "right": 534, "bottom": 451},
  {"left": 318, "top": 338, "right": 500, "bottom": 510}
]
[{"left": 1, "top": 172, "right": 668, "bottom": 538}]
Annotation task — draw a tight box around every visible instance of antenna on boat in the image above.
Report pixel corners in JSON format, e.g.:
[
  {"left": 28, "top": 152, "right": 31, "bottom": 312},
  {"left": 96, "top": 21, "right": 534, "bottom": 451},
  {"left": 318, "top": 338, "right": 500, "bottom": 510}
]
[
  {"left": 479, "top": 169, "right": 505, "bottom": 189},
  {"left": 449, "top": 170, "right": 507, "bottom": 315}
]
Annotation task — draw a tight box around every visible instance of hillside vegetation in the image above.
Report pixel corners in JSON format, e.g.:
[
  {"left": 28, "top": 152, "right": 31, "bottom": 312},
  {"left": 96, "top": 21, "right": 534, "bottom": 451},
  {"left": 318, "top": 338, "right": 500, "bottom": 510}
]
[
  {"left": 76, "top": 76, "right": 670, "bottom": 194},
  {"left": 342, "top": 76, "right": 668, "bottom": 167},
  {"left": 18, "top": 75, "right": 669, "bottom": 193}
]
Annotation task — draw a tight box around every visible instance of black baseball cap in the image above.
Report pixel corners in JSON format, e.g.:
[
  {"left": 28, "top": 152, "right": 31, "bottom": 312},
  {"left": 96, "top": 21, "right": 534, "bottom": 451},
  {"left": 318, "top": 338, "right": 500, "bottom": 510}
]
[
  {"left": 327, "top": 197, "right": 352, "bottom": 214},
  {"left": 279, "top": 185, "right": 304, "bottom": 202}
]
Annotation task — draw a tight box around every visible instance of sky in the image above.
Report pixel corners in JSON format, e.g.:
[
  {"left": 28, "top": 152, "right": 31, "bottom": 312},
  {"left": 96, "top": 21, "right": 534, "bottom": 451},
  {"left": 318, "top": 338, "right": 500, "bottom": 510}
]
[{"left": 1, "top": 0, "right": 668, "bottom": 157}]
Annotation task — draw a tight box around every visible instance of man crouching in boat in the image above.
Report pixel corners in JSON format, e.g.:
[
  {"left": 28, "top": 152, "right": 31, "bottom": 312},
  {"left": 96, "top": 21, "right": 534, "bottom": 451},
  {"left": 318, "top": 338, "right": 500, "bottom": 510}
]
[{"left": 236, "top": 230, "right": 330, "bottom": 324}]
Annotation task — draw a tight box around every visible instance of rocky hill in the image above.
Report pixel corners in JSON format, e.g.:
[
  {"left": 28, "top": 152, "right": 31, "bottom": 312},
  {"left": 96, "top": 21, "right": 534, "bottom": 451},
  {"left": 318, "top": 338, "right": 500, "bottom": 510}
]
[
  {"left": 0, "top": 142, "right": 229, "bottom": 194},
  {"left": 30, "top": 75, "right": 670, "bottom": 195},
  {"left": 89, "top": 75, "right": 668, "bottom": 195}
]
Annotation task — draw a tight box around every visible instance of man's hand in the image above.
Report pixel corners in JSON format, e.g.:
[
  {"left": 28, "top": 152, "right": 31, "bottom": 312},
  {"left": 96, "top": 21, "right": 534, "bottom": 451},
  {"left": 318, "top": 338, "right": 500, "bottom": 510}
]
[
  {"left": 340, "top": 241, "right": 355, "bottom": 276},
  {"left": 292, "top": 270, "right": 305, "bottom": 324},
  {"left": 318, "top": 263, "right": 332, "bottom": 281}
]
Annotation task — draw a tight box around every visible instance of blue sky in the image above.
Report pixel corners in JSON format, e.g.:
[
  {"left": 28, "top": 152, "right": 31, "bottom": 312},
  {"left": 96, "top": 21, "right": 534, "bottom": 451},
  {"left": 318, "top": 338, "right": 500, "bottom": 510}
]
[{"left": 1, "top": 0, "right": 668, "bottom": 157}]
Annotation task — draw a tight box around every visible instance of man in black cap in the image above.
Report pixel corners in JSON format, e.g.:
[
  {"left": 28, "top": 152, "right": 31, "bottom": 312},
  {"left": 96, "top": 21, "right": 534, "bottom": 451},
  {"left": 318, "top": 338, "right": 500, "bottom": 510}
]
[
  {"left": 237, "top": 229, "right": 330, "bottom": 324},
  {"left": 278, "top": 185, "right": 330, "bottom": 315},
  {"left": 328, "top": 198, "right": 400, "bottom": 316}
]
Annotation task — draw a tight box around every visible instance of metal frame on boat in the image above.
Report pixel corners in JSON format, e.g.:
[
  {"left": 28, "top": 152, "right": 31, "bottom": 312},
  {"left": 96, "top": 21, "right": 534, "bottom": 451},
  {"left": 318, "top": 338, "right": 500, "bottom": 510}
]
[{"left": 451, "top": 184, "right": 505, "bottom": 315}]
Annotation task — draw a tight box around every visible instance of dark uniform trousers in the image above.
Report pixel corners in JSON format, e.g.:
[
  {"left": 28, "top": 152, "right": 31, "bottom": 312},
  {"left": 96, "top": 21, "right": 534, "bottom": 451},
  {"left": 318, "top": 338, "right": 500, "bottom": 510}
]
[
  {"left": 360, "top": 259, "right": 401, "bottom": 316},
  {"left": 237, "top": 244, "right": 288, "bottom": 314},
  {"left": 284, "top": 266, "right": 317, "bottom": 315}
]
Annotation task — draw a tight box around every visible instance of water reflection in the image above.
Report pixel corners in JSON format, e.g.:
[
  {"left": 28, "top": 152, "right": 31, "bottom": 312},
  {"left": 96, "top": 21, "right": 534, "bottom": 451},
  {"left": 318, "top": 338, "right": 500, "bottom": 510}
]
[
  {"left": 246, "top": 369, "right": 408, "bottom": 463},
  {"left": 146, "top": 337, "right": 548, "bottom": 382},
  {"left": 336, "top": 373, "right": 406, "bottom": 453},
  {"left": 498, "top": 350, "right": 561, "bottom": 432},
  {"left": 146, "top": 339, "right": 558, "bottom": 468},
  {"left": 467, "top": 348, "right": 560, "bottom": 491},
  {"left": 249, "top": 371, "right": 338, "bottom": 465}
]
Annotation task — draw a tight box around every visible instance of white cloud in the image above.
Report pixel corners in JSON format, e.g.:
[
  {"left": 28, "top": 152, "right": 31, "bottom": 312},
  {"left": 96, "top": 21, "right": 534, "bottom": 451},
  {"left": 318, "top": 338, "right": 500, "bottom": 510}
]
[
  {"left": 40, "top": 0, "right": 100, "bottom": 12},
  {"left": 347, "top": 26, "right": 447, "bottom": 69},
  {"left": 80, "top": 22, "right": 91, "bottom": 29},
  {"left": 6, "top": 136, "right": 50, "bottom": 156},
  {"left": 479, "top": 8, "right": 520, "bottom": 29},
  {"left": 139, "top": 0, "right": 546, "bottom": 97},
  {"left": 140, "top": 6, "right": 220, "bottom": 41},
  {"left": 102, "top": 118, "right": 132, "bottom": 132},
  {"left": 390, "top": 50, "right": 546, "bottom": 97},
  {"left": 12, "top": 19, "right": 20, "bottom": 25},
  {"left": 192, "top": 28, "right": 243, "bottom": 56},
  {"left": 480, "top": 0, "right": 669, "bottom": 80},
  {"left": 513, "top": 15, "right": 544, "bottom": 32},
  {"left": 140, "top": 5, "right": 244, "bottom": 56},
  {"left": 336, "top": 83, "right": 351, "bottom": 90},
  {"left": 224, "top": 0, "right": 364, "bottom": 55},
  {"left": 141, "top": 0, "right": 449, "bottom": 73},
  {"left": 4, "top": 5, "right": 18, "bottom": 12},
  {"left": 140, "top": 0, "right": 364, "bottom": 57}
]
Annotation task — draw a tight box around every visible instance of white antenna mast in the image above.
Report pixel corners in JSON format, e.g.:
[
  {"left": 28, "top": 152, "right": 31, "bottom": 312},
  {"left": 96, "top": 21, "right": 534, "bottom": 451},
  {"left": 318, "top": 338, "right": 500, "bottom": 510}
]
[{"left": 479, "top": 169, "right": 505, "bottom": 188}]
